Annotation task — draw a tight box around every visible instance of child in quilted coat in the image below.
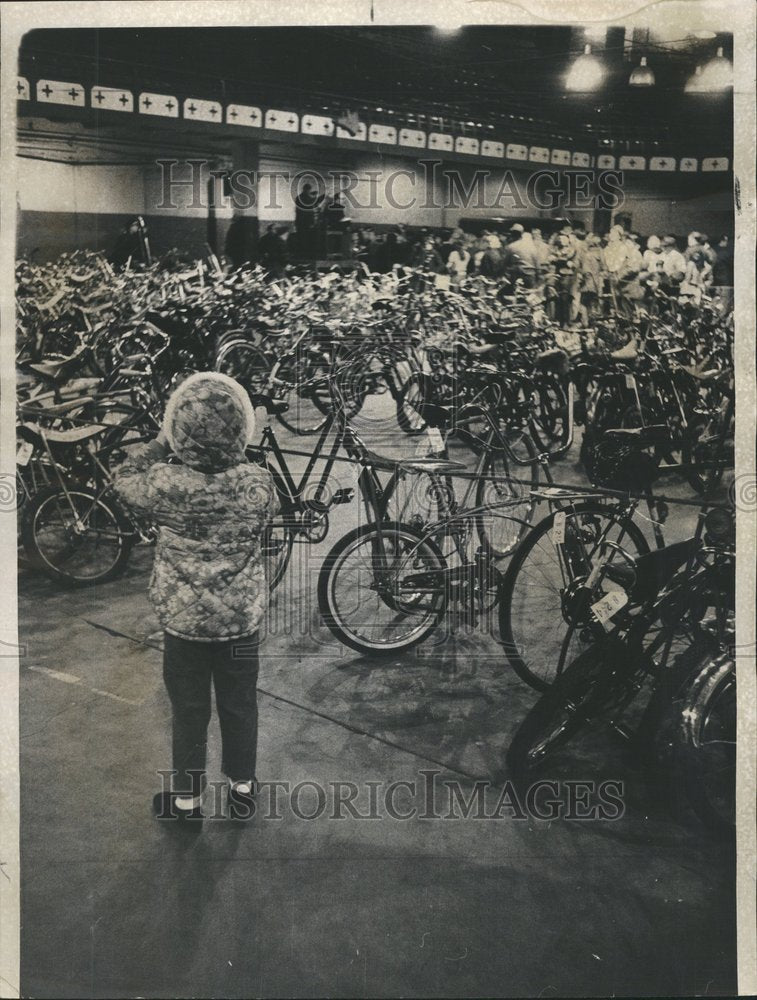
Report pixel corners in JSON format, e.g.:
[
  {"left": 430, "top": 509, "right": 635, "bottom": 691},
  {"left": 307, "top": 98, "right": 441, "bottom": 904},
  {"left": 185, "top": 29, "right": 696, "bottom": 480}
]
[{"left": 114, "top": 372, "right": 276, "bottom": 822}]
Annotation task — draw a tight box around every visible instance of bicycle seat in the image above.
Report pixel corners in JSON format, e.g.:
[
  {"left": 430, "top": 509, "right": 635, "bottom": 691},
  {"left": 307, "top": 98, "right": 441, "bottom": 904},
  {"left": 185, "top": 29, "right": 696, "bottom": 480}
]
[
  {"left": 630, "top": 538, "right": 697, "bottom": 603},
  {"left": 397, "top": 458, "right": 467, "bottom": 475},
  {"left": 414, "top": 401, "right": 453, "bottom": 427},
  {"left": 603, "top": 424, "right": 670, "bottom": 448},
  {"left": 20, "top": 422, "right": 104, "bottom": 445},
  {"left": 609, "top": 341, "right": 638, "bottom": 361},
  {"left": 460, "top": 342, "right": 498, "bottom": 356},
  {"left": 25, "top": 359, "right": 75, "bottom": 381},
  {"left": 19, "top": 395, "right": 96, "bottom": 417},
  {"left": 535, "top": 348, "right": 570, "bottom": 374},
  {"left": 681, "top": 365, "right": 723, "bottom": 382},
  {"left": 360, "top": 448, "right": 399, "bottom": 471},
  {"left": 248, "top": 394, "right": 289, "bottom": 415}
]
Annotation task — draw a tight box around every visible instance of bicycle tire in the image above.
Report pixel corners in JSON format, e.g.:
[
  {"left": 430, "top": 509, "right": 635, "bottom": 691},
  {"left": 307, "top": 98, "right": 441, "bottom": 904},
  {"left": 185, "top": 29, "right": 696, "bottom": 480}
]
[
  {"left": 531, "top": 372, "right": 570, "bottom": 455},
  {"left": 475, "top": 433, "right": 539, "bottom": 558},
  {"left": 22, "top": 484, "right": 134, "bottom": 587},
  {"left": 499, "top": 502, "right": 650, "bottom": 692},
  {"left": 275, "top": 356, "right": 332, "bottom": 435},
  {"left": 680, "top": 412, "right": 732, "bottom": 495},
  {"left": 580, "top": 382, "right": 626, "bottom": 480},
  {"left": 318, "top": 520, "right": 448, "bottom": 655},
  {"left": 215, "top": 340, "right": 272, "bottom": 396},
  {"left": 506, "top": 635, "right": 633, "bottom": 783},
  {"left": 242, "top": 460, "right": 295, "bottom": 590},
  {"left": 396, "top": 370, "right": 429, "bottom": 434},
  {"left": 677, "top": 653, "right": 736, "bottom": 833}
]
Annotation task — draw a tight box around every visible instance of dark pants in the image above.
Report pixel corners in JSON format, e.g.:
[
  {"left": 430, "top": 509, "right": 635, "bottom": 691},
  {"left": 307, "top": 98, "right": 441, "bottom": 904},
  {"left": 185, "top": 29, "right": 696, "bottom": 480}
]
[{"left": 163, "top": 632, "right": 260, "bottom": 794}]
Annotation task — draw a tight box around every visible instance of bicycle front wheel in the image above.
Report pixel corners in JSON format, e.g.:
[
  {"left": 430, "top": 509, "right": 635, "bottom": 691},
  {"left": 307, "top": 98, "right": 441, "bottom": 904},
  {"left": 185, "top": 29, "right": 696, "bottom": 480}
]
[
  {"left": 677, "top": 653, "right": 736, "bottom": 833},
  {"left": 318, "top": 521, "right": 448, "bottom": 655},
  {"left": 506, "top": 636, "right": 632, "bottom": 783},
  {"left": 22, "top": 485, "right": 134, "bottom": 586},
  {"left": 499, "top": 502, "right": 649, "bottom": 691}
]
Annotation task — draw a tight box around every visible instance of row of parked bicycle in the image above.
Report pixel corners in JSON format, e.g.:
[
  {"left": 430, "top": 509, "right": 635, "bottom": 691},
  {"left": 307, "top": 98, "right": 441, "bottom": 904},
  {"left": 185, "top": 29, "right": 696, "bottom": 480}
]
[{"left": 15, "top": 250, "right": 735, "bottom": 834}]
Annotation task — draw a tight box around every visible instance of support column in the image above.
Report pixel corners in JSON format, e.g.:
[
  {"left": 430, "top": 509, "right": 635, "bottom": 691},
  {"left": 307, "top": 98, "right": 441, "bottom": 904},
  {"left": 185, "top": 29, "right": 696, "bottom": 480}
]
[{"left": 224, "top": 138, "right": 259, "bottom": 268}]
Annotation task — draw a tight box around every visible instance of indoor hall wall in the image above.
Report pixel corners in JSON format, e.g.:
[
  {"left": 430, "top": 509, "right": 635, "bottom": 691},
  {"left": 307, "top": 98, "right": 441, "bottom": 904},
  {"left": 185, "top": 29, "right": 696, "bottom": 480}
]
[
  {"left": 255, "top": 148, "right": 594, "bottom": 230},
  {"left": 16, "top": 146, "right": 232, "bottom": 260},
  {"left": 612, "top": 176, "right": 733, "bottom": 240},
  {"left": 16, "top": 126, "right": 733, "bottom": 258}
]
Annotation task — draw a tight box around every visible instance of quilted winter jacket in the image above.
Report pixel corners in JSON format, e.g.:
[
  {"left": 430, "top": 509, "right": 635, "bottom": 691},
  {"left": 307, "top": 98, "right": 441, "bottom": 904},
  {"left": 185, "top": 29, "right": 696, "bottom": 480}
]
[{"left": 113, "top": 372, "right": 276, "bottom": 641}]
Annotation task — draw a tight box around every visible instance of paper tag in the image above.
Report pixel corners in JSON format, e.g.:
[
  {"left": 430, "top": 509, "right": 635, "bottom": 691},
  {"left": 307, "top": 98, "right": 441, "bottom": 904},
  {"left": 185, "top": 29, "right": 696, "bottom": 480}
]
[
  {"left": 551, "top": 511, "right": 567, "bottom": 545},
  {"left": 16, "top": 441, "right": 34, "bottom": 466},
  {"left": 625, "top": 373, "right": 636, "bottom": 389},
  {"left": 591, "top": 590, "right": 628, "bottom": 630},
  {"left": 426, "top": 426, "right": 445, "bottom": 454}
]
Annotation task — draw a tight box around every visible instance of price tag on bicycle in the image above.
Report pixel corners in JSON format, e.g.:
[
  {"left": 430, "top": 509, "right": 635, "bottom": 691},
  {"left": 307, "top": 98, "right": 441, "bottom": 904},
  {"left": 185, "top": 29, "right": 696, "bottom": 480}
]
[
  {"left": 551, "top": 511, "right": 566, "bottom": 546},
  {"left": 16, "top": 441, "right": 34, "bottom": 466},
  {"left": 591, "top": 590, "right": 628, "bottom": 631}
]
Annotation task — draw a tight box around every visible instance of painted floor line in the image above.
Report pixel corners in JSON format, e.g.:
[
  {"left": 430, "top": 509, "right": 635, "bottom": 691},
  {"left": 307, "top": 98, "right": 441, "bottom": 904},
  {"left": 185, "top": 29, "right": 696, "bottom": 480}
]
[
  {"left": 77, "top": 618, "right": 486, "bottom": 781},
  {"left": 256, "top": 687, "right": 483, "bottom": 781},
  {"left": 89, "top": 687, "right": 144, "bottom": 707},
  {"left": 28, "top": 664, "right": 144, "bottom": 706},
  {"left": 77, "top": 617, "right": 482, "bottom": 780},
  {"left": 28, "top": 665, "right": 80, "bottom": 684},
  {"left": 80, "top": 617, "right": 162, "bottom": 650}
]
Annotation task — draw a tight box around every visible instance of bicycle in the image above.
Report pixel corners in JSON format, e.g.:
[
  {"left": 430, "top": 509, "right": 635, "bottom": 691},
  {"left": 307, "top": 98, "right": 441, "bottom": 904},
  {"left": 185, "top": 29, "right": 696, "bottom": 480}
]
[{"left": 505, "top": 499, "right": 735, "bottom": 833}]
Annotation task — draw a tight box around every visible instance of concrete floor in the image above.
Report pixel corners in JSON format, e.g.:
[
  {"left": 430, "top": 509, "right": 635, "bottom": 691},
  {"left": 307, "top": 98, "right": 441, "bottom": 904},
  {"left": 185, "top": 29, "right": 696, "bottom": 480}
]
[{"left": 19, "top": 400, "right": 736, "bottom": 998}]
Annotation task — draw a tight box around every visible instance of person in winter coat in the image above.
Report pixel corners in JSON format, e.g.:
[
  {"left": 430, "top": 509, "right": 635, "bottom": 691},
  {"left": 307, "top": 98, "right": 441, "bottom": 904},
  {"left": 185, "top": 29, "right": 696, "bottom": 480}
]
[
  {"left": 661, "top": 236, "right": 687, "bottom": 287},
  {"left": 446, "top": 238, "right": 471, "bottom": 286},
  {"left": 577, "top": 233, "right": 604, "bottom": 323},
  {"left": 505, "top": 224, "right": 540, "bottom": 288},
  {"left": 113, "top": 372, "right": 277, "bottom": 823},
  {"left": 478, "top": 233, "right": 507, "bottom": 279}
]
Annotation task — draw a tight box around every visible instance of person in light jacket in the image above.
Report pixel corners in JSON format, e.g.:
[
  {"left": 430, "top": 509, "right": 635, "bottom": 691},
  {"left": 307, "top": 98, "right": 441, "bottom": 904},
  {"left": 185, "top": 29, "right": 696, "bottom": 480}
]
[{"left": 114, "top": 372, "right": 277, "bottom": 823}]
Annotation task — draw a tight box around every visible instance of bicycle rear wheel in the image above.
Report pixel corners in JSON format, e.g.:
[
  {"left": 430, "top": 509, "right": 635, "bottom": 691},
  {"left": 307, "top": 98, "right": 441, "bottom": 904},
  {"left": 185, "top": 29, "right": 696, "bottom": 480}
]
[
  {"left": 318, "top": 520, "right": 448, "bottom": 655},
  {"left": 531, "top": 373, "right": 569, "bottom": 455},
  {"left": 396, "top": 370, "right": 429, "bottom": 434},
  {"left": 499, "top": 502, "right": 649, "bottom": 691},
  {"left": 22, "top": 484, "right": 133, "bottom": 586},
  {"left": 475, "top": 433, "right": 539, "bottom": 558},
  {"left": 275, "top": 356, "right": 335, "bottom": 435},
  {"left": 215, "top": 340, "right": 272, "bottom": 395}
]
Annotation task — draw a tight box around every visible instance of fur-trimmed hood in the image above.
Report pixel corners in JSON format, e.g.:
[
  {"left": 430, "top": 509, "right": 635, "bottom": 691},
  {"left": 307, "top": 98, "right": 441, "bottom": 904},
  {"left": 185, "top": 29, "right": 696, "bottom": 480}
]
[{"left": 162, "top": 372, "right": 256, "bottom": 472}]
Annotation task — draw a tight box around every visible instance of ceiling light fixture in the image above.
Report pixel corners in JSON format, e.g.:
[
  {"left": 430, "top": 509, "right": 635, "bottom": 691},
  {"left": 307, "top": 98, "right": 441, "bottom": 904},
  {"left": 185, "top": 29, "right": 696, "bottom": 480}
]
[
  {"left": 434, "top": 9, "right": 465, "bottom": 35},
  {"left": 700, "top": 46, "right": 733, "bottom": 89},
  {"left": 685, "top": 47, "right": 733, "bottom": 92},
  {"left": 629, "top": 56, "right": 655, "bottom": 87},
  {"left": 684, "top": 65, "right": 706, "bottom": 92},
  {"left": 565, "top": 44, "right": 605, "bottom": 92}
]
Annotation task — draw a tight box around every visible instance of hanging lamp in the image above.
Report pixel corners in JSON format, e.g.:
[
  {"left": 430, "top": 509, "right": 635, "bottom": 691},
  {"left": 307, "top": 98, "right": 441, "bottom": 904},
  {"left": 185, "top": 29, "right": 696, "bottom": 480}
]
[
  {"left": 565, "top": 44, "right": 605, "bottom": 92},
  {"left": 629, "top": 56, "right": 655, "bottom": 87}
]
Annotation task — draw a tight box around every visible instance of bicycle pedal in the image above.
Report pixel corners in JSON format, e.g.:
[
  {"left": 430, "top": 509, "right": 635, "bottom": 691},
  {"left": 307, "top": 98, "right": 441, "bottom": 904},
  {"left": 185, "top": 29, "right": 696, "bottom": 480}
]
[{"left": 332, "top": 488, "right": 355, "bottom": 506}]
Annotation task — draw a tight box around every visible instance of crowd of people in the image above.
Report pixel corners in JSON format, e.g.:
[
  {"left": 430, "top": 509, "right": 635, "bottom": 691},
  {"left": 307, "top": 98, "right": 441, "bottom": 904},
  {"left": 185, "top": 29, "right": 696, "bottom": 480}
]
[
  {"left": 218, "top": 210, "right": 735, "bottom": 328},
  {"left": 351, "top": 222, "right": 734, "bottom": 324}
]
